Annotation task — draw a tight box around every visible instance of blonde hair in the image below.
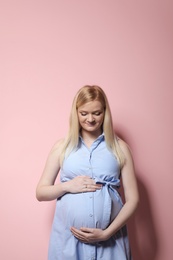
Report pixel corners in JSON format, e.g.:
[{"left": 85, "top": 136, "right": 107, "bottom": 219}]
[{"left": 60, "top": 85, "right": 125, "bottom": 167}]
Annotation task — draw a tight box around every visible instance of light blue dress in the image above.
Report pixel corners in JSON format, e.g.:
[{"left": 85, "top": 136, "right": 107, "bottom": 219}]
[{"left": 48, "top": 134, "right": 132, "bottom": 260}]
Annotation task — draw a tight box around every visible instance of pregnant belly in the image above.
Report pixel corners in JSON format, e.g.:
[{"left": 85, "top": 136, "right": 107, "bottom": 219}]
[{"left": 57, "top": 187, "right": 122, "bottom": 230}]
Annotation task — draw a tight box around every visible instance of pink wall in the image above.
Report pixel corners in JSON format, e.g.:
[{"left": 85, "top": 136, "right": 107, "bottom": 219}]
[{"left": 1, "top": 1, "right": 173, "bottom": 259}]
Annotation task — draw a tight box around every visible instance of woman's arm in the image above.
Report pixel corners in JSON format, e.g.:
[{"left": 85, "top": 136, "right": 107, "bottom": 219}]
[
  {"left": 104, "top": 139, "right": 139, "bottom": 238},
  {"left": 36, "top": 140, "right": 66, "bottom": 201},
  {"left": 36, "top": 140, "right": 102, "bottom": 202},
  {"left": 71, "top": 140, "right": 139, "bottom": 243}
]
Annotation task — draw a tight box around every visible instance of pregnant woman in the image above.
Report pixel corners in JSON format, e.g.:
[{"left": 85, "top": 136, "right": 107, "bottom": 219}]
[{"left": 36, "top": 85, "right": 139, "bottom": 260}]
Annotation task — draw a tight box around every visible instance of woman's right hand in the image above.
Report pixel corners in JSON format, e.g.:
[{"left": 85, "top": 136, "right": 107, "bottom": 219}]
[{"left": 64, "top": 176, "right": 102, "bottom": 194}]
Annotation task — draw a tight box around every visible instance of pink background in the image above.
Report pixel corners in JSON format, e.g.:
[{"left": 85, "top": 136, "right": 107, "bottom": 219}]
[{"left": 1, "top": 1, "right": 173, "bottom": 259}]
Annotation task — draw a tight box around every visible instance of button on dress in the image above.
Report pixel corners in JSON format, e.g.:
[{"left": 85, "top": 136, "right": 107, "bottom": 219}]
[{"left": 48, "top": 134, "right": 132, "bottom": 260}]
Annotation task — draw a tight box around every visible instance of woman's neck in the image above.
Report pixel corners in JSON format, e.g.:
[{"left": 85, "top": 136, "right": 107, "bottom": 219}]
[{"left": 80, "top": 130, "right": 102, "bottom": 148}]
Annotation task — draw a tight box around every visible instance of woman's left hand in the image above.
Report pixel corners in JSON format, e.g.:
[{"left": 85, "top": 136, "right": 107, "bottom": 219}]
[{"left": 70, "top": 226, "right": 109, "bottom": 244}]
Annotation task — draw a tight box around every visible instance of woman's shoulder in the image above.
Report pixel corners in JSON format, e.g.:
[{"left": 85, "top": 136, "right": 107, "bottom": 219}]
[
  {"left": 52, "top": 138, "right": 65, "bottom": 148},
  {"left": 49, "top": 138, "right": 65, "bottom": 156},
  {"left": 116, "top": 138, "right": 134, "bottom": 168},
  {"left": 116, "top": 137, "right": 132, "bottom": 156}
]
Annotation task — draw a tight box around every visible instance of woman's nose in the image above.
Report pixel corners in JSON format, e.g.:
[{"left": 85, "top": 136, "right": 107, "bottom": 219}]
[{"left": 87, "top": 114, "right": 95, "bottom": 122}]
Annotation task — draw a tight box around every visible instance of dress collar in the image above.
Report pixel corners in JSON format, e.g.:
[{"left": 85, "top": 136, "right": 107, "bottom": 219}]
[{"left": 79, "top": 133, "right": 105, "bottom": 151}]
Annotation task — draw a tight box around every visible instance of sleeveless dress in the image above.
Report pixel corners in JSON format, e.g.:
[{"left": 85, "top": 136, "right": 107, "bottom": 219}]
[{"left": 48, "top": 134, "right": 132, "bottom": 260}]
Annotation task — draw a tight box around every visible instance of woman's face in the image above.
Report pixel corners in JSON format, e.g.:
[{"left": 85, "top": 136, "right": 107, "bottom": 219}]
[{"left": 77, "top": 100, "right": 104, "bottom": 135}]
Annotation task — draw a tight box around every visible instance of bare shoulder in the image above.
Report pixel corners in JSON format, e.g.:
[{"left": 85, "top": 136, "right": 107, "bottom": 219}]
[
  {"left": 48, "top": 138, "right": 65, "bottom": 157},
  {"left": 117, "top": 138, "right": 133, "bottom": 161}
]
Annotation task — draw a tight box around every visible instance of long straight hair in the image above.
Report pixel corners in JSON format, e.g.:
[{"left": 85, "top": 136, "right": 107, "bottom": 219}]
[{"left": 60, "top": 85, "right": 125, "bottom": 167}]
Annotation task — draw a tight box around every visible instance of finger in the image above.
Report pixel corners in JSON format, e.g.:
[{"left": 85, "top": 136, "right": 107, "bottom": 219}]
[
  {"left": 82, "top": 184, "right": 97, "bottom": 191},
  {"left": 71, "top": 228, "right": 87, "bottom": 240},
  {"left": 88, "top": 184, "right": 102, "bottom": 190},
  {"left": 71, "top": 227, "right": 90, "bottom": 236},
  {"left": 70, "top": 227, "right": 78, "bottom": 232},
  {"left": 83, "top": 176, "right": 92, "bottom": 181},
  {"left": 71, "top": 228, "right": 94, "bottom": 244},
  {"left": 71, "top": 227, "right": 84, "bottom": 235},
  {"left": 80, "top": 227, "right": 93, "bottom": 233},
  {"left": 95, "top": 184, "right": 103, "bottom": 188}
]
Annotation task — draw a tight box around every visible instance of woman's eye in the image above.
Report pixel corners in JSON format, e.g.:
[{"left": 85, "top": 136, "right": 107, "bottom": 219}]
[
  {"left": 80, "top": 111, "right": 102, "bottom": 116},
  {"left": 94, "top": 112, "right": 101, "bottom": 116}
]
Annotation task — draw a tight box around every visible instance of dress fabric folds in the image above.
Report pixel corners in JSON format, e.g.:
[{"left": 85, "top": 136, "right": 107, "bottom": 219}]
[{"left": 48, "top": 134, "right": 132, "bottom": 260}]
